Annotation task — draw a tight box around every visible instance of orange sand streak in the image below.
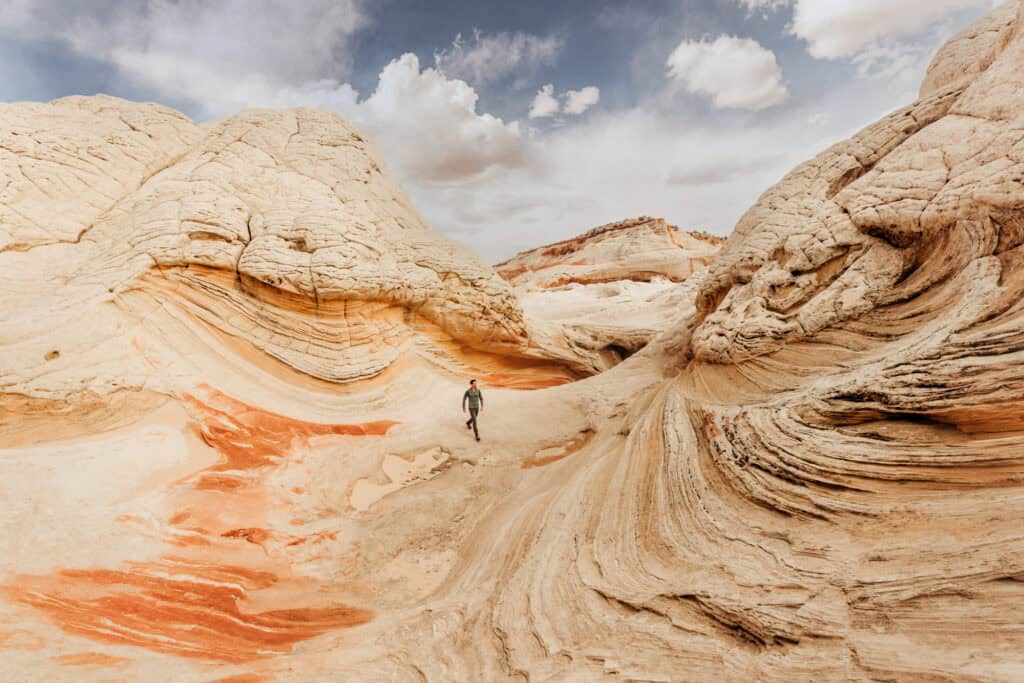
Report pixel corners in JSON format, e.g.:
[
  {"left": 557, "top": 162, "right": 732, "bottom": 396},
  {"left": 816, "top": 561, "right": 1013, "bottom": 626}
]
[
  {"left": 478, "top": 372, "right": 570, "bottom": 390},
  {"left": 53, "top": 652, "right": 132, "bottom": 668},
  {"left": 0, "top": 628, "right": 46, "bottom": 650},
  {"left": 10, "top": 562, "right": 371, "bottom": 663},
  {"left": 8, "top": 386, "right": 394, "bottom": 663},
  {"left": 182, "top": 384, "right": 398, "bottom": 471}
]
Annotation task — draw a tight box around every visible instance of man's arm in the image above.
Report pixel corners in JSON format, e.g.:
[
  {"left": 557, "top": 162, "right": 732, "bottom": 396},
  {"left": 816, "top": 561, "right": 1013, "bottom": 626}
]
[
  {"left": 478, "top": 390, "right": 483, "bottom": 409},
  {"left": 462, "top": 390, "right": 468, "bottom": 411}
]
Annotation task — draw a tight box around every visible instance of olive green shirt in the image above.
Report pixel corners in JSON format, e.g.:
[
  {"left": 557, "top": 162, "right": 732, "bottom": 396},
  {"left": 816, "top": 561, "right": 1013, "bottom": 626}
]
[{"left": 463, "top": 387, "right": 483, "bottom": 411}]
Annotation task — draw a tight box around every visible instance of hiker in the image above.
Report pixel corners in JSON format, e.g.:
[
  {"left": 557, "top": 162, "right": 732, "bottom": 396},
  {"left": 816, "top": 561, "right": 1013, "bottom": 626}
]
[{"left": 463, "top": 379, "right": 483, "bottom": 441}]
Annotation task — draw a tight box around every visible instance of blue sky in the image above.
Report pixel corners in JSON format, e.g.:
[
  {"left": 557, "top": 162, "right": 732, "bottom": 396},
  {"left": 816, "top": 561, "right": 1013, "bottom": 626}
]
[{"left": 0, "top": 0, "right": 1001, "bottom": 260}]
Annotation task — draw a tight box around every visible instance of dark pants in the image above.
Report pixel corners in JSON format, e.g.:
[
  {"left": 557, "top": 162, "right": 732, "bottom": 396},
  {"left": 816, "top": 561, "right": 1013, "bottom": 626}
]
[{"left": 466, "top": 407, "right": 480, "bottom": 440}]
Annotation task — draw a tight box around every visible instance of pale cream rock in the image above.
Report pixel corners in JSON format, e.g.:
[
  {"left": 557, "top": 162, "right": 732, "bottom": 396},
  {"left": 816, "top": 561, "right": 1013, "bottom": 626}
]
[
  {"left": 495, "top": 216, "right": 720, "bottom": 289},
  {"left": 3, "top": 4, "right": 1024, "bottom": 680},
  {"left": 498, "top": 216, "right": 722, "bottom": 369}
]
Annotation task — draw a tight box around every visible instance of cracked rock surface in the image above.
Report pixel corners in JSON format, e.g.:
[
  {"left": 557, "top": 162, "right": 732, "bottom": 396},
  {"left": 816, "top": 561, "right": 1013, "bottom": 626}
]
[
  {"left": 497, "top": 216, "right": 722, "bottom": 371},
  {"left": 3, "top": 4, "right": 1024, "bottom": 681}
]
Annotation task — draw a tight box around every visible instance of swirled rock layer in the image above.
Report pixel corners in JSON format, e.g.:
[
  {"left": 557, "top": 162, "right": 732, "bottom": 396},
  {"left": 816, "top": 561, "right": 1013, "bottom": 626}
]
[{"left": 3, "top": 4, "right": 1024, "bottom": 681}]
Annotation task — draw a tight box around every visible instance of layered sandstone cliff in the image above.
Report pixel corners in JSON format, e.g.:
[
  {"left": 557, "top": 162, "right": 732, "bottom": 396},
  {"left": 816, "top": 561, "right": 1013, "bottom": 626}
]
[
  {"left": 494, "top": 216, "right": 721, "bottom": 289},
  {"left": 497, "top": 216, "right": 722, "bottom": 369},
  {"left": 2, "top": 3, "right": 1024, "bottom": 681}
]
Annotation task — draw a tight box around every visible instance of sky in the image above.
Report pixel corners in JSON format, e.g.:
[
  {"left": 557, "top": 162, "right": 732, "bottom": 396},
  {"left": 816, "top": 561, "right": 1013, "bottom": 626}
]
[{"left": 0, "top": 0, "right": 1004, "bottom": 261}]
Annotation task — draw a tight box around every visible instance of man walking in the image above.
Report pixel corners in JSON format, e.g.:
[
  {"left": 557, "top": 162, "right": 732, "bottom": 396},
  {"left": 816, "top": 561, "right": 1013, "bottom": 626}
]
[{"left": 463, "top": 379, "right": 483, "bottom": 442}]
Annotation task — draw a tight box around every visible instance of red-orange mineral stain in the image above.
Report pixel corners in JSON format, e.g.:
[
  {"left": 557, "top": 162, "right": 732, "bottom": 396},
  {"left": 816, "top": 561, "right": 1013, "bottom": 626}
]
[
  {"left": 481, "top": 372, "right": 569, "bottom": 390},
  {"left": 194, "top": 473, "right": 249, "bottom": 491},
  {"left": 222, "top": 528, "right": 271, "bottom": 546},
  {"left": 182, "top": 384, "right": 398, "bottom": 471},
  {"left": 8, "top": 560, "right": 372, "bottom": 664},
  {"left": 0, "top": 628, "right": 45, "bottom": 650},
  {"left": 53, "top": 652, "right": 132, "bottom": 668},
  {"left": 7, "top": 385, "right": 392, "bottom": 664}
]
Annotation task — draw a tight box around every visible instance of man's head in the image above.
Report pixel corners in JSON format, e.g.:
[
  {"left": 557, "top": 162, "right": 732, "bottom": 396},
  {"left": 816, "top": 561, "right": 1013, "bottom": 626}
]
[{"left": 470, "top": 379, "right": 477, "bottom": 387}]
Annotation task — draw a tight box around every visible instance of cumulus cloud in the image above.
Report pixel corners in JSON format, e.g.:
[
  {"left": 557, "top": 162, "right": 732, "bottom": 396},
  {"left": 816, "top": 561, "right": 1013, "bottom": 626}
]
[
  {"left": 790, "top": 0, "right": 992, "bottom": 58},
  {"left": 739, "top": 0, "right": 993, "bottom": 60},
  {"left": 564, "top": 86, "right": 600, "bottom": 115},
  {"left": 0, "top": 0, "right": 33, "bottom": 25},
  {"left": 0, "top": 0, "right": 998, "bottom": 264},
  {"left": 434, "top": 30, "right": 562, "bottom": 86},
  {"left": 414, "top": 106, "right": 820, "bottom": 260},
  {"left": 0, "top": 0, "right": 368, "bottom": 117},
  {"left": 529, "top": 84, "right": 561, "bottom": 118},
  {"left": 108, "top": 0, "right": 367, "bottom": 83},
  {"left": 529, "top": 83, "right": 601, "bottom": 119},
  {"left": 356, "top": 54, "right": 523, "bottom": 182},
  {"left": 666, "top": 35, "right": 788, "bottom": 110},
  {"left": 0, "top": 1, "right": 523, "bottom": 185}
]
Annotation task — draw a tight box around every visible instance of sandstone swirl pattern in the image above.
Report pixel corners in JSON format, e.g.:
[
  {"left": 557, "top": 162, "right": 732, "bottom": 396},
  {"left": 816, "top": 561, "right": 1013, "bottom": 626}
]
[{"left": 2, "top": 4, "right": 1024, "bottom": 682}]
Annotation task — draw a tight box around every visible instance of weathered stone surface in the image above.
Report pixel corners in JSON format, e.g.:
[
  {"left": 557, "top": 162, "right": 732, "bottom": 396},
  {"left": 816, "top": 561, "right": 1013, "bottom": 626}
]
[
  {"left": 3, "top": 4, "right": 1024, "bottom": 680},
  {"left": 0, "top": 95, "right": 201, "bottom": 252},
  {"left": 495, "top": 216, "right": 720, "bottom": 289},
  {"left": 498, "top": 216, "right": 721, "bottom": 370},
  {"left": 919, "top": 1, "right": 1018, "bottom": 99},
  {"left": 0, "top": 102, "right": 570, "bottom": 401}
]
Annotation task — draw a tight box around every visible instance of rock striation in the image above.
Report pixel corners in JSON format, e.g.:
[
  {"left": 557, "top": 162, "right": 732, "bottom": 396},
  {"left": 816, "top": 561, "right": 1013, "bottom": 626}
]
[
  {"left": 3, "top": 3, "right": 1024, "bottom": 681},
  {"left": 494, "top": 216, "right": 720, "bottom": 289},
  {"left": 0, "top": 97, "right": 576, "bottom": 401},
  {"left": 498, "top": 217, "right": 721, "bottom": 370}
]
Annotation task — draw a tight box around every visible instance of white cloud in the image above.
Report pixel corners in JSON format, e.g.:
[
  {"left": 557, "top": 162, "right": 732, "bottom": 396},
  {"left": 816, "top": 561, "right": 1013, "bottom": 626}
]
[
  {"left": 0, "top": 2, "right": 522, "bottom": 185},
  {"left": 789, "top": 0, "right": 991, "bottom": 59},
  {"left": 666, "top": 152, "right": 785, "bottom": 186},
  {"left": 564, "top": 86, "right": 600, "bottom": 115},
  {"left": 738, "top": 0, "right": 789, "bottom": 11},
  {"left": 80, "top": 0, "right": 365, "bottom": 84},
  {"left": 529, "top": 83, "right": 601, "bottom": 119},
  {"left": 0, "top": 0, "right": 33, "bottom": 26},
  {"left": 0, "top": 0, "right": 1000, "bottom": 265},
  {"left": 434, "top": 30, "right": 562, "bottom": 85},
  {"left": 355, "top": 54, "right": 524, "bottom": 182},
  {"left": 666, "top": 35, "right": 788, "bottom": 110},
  {"left": 0, "top": 0, "right": 369, "bottom": 118},
  {"left": 413, "top": 106, "right": 817, "bottom": 261},
  {"left": 529, "top": 84, "right": 561, "bottom": 118}
]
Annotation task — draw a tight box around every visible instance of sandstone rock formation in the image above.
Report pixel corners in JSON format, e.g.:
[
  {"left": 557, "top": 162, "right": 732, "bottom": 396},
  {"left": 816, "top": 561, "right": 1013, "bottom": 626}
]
[
  {"left": 3, "top": 3, "right": 1024, "bottom": 681},
  {"left": 497, "top": 217, "right": 721, "bottom": 369},
  {"left": 495, "top": 216, "right": 720, "bottom": 289}
]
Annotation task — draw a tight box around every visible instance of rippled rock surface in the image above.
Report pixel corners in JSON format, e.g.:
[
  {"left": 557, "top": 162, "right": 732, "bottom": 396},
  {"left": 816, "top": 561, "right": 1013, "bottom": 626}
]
[{"left": 3, "top": 4, "right": 1024, "bottom": 680}]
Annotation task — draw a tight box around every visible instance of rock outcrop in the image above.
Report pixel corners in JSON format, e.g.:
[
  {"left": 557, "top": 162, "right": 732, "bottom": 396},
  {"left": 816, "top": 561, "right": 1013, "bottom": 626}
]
[
  {"left": 1, "top": 97, "right": 576, "bottom": 400},
  {"left": 498, "top": 217, "right": 721, "bottom": 369},
  {"left": 3, "top": 3, "right": 1024, "bottom": 681},
  {"left": 495, "top": 216, "right": 720, "bottom": 289}
]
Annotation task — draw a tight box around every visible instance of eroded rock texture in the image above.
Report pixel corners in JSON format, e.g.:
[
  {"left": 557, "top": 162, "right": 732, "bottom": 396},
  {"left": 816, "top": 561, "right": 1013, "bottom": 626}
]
[
  {"left": 495, "top": 216, "right": 720, "bottom": 289},
  {"left": 498, "top": 217, "right": 721, "bottom": 371},
  {"left": 3, "top": 4, "right": 1024, "bottom": 681}
]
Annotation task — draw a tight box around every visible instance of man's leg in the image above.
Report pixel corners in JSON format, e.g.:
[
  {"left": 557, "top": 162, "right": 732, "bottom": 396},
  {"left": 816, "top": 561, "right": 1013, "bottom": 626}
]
[{"left": 470, "top": 408, "right": 480, "bottom": 440}]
